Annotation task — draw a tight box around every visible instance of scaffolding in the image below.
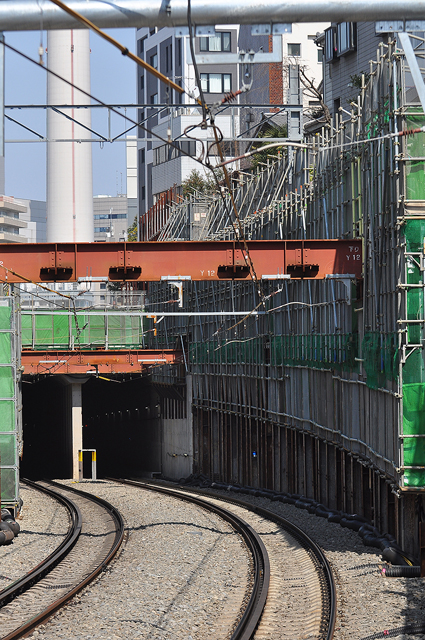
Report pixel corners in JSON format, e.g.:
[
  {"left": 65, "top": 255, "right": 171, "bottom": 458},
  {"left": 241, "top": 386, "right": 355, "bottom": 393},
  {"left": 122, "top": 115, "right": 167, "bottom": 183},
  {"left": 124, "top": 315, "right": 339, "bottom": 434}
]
[{"left": 145, "top": 36, "right": 425, "bottom": 498}]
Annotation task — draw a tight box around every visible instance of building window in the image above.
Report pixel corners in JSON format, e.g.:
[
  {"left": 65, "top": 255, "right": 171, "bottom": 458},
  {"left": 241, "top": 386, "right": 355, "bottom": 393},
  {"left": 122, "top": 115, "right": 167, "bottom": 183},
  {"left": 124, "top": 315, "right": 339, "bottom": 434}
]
[
  {"left": 200, "top": 73, "right": 231, "bottom": 94},
  {"left": 150, "top": 93, "right": 158, "bottom": 104},
  {"left": 288, "top": 43, "right": 301, "bottom": 56},
  {"left": 149, "top": 27, "right": 156, "bottom": 36},
  {"left": 336, "top": 22, "right": 356, "bottom": 56},
  {"left": 324, "top": 26, "right": 336, "bottom": 62},
  {"left": 165, "top": 44, "right": 173, "bottom": 73},
  {"left": 140, "top": 75, "right": 144, "bottom": 90},
  {"left": 150, "top": 53, "right": 158, "bottom": 69},
  {"left": 317, "top": 48, "right": 323, "bottom": 63},
  {"left": 141, "top": 186, "right": 146, "bottom": 200},
  {"left": 177, "top": 38, "right": 182, "bottom": 66},
  {"left": 200, "top": 32, "right": 231, "bottom": 52},
  {"left": 153, "top": 141, "right": 197, "bottom": 166}
]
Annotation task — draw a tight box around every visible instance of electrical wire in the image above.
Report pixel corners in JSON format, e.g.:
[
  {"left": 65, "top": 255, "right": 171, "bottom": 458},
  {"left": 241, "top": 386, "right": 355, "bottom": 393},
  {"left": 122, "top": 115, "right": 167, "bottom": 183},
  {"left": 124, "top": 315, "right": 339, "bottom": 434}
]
[
  {"left": 186, "top": 0, "right": 208, "bottom": 123},
  {"left": 48, "top": 0, "right": 185, "bottom": 99},
  {"left": 2, "top": 41, "right": 206, "bottom": 169}
]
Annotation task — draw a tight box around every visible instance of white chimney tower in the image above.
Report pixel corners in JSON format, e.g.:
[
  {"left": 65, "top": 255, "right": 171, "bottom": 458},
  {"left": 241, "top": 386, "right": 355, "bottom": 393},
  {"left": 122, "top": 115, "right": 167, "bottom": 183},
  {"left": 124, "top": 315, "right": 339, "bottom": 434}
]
[{"left": 46, "top": 30, "right": 93, "bottom": 242}]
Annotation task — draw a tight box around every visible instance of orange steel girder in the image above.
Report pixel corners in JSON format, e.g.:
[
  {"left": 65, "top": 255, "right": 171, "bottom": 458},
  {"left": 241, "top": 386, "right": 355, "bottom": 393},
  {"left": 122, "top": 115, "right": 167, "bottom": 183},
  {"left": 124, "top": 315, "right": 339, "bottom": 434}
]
[
  {"left": 21, "top": 349, "right": 182, "bottom": 375},
  {"left": 0, "top": 239, "right": 362, "bottom": 283}
]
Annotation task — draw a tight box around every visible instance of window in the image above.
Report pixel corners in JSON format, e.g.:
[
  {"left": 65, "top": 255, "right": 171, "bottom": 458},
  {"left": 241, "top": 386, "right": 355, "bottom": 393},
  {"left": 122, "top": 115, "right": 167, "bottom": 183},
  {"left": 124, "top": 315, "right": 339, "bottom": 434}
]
[
  {"left": 336, "top": 22, "right": 356, "bottom": 56},
  {"left": 324, "top": 26, "right": 336, "bottom": 62},
  {"left": 200, "top": 32, "right": 231, "bottom": 52},
  {"left": 141, "top": 149, "right": 145, "bottom": 164},
  {"left": 150, "top": 53, "right": 158, "bottom": 69},
  {"left": 288, "top": 43, "right": 301, "bottom": 56},
  {"left": 141, "top": 186, "right": 146, "bottom": 200},
  {"left": 325, "top": 23, "right": 356, "bottom": 62},
  {"left": 317, "top": 48, "right": 323, "bottom": 63},
  {"left": 165, "top": 44, "right": 173, "bottom": 73},
  {"left": 94, "top": 227, "right": 110, "bottom": 233},
  {"left": 150, "top": 93, "right": 158, "bottom": 104},
  {"left": 177, "top": 38, "right": 182, "bottom": 66},
  {"left": 200, "top": 73, "right": 231, "bottom": 94},
  {"left": 140, "top": 75, "right": 144, "bottom": 90},
  {"left": 153, "top": 141, "right": 197, "bottom": 166}
]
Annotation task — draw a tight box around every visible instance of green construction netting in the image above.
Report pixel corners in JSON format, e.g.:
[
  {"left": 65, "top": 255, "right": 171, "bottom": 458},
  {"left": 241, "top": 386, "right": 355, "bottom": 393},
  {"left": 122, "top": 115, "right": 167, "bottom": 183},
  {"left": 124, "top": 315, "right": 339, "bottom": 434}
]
[
  {"left": 0, "top": 304, "right": 11, "bottom": 331},
  {"left": 1, "top": 468, "right": 17, "bottom": 504},
  {"left": 21, "top": 314, "right": 144, "bottom": 349},
  {"left": 403, "top": 383, "right": 425, "bottom": 487},
  {"left": 0, "top": 433, "right": 16, "bottom": 466},
  {"left": 405, "top": 114, "right": 425, "bottom": 201},
  {"left": 404, "top": 218, "right": 425, "bottom": 253},
  {"left": 271, "top": 333, "right": 358, "bottom": 370},
  {"left": 403, "top": 383, "right": 425, "bottom": 435},
  {"left": 0, "top": 367, "right": 14, "bottom": 398},
  {"left": 0, "top": 401, "right": 14, "bottom": 432},
  {"left": 404, "top": 469, "right": 425, "bottom": 487},
  {"left": 0, "top": 333, "right": 11, "bottom": 364},
  {"left": 362, "top": 332, "right": 398, "bottom": 389},
  {"left": 189, "top": 334, "right": 359, "bottom": 371}
]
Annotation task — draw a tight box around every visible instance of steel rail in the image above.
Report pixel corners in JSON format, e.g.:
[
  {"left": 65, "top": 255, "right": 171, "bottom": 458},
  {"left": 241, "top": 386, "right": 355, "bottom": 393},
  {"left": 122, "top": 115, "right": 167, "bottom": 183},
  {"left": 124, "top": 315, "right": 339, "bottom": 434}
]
[
  {"left": 0, "top": 479, "right": 82, "bottom": 610},
  {"left": 0, "top": 480, "right": 125, "bottom": 640},
  {"left": 0, "top": 0, "right": 424, "bottom": 31},
  {"left": 109, "top": 477, "right": 270, "bottom": 640},
  {"left": 123, "top": 479, "right": 337, "bottom": 640}
]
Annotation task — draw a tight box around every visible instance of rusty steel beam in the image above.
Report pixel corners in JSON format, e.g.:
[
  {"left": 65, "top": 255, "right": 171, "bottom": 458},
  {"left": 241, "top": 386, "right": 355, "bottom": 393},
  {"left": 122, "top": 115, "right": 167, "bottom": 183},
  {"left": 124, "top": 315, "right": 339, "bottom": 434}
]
[
  {"left": 0, "top": 240, "right": 362, "bottom": 283},
  {"left": 21, "top": 349, "right": 182, "bottom": 375}
]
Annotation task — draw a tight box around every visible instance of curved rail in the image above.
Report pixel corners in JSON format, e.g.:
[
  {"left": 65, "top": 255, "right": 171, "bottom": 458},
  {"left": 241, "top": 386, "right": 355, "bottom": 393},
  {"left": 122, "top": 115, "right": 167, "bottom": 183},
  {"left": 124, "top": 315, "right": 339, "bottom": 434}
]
[
  {"left": 186, "top": 485, "right": 337, "bottom": 640},
  {"left": 115, "top": 479, "right": 336, "bottom": 640},
  {"left": 0, "top": 479, "right": 82, "bottom": 609},
  {"left": 0, "top": 479, "right": 125, "bottom": 640},
  {"left": 110, "top": 477, "right": 270, "bottom": 640}
]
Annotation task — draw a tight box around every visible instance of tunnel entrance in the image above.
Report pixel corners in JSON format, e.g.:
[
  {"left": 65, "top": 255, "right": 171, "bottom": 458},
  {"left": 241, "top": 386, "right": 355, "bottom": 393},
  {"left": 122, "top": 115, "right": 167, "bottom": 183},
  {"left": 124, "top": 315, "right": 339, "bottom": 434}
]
[{"left": 21, "top": 374, "right": 161, "bottom": 480}]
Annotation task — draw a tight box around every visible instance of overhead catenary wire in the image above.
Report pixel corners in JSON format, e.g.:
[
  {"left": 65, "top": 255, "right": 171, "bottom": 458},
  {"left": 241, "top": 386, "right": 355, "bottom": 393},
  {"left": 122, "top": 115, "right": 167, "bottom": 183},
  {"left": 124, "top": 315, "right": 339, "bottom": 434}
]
[{"left": 2, "top": 41, "right": 206, "bottom": 169}]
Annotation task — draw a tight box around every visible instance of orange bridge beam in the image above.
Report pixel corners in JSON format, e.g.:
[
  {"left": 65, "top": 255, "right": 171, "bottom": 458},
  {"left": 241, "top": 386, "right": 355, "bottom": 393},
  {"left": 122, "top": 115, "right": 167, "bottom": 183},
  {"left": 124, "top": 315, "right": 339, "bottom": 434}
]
[
  {"left": 21, "top": 349, "right": 182, "bottom": 375},
  {"left": 0, "top": 239, "right": 362, "bottom": 283}
]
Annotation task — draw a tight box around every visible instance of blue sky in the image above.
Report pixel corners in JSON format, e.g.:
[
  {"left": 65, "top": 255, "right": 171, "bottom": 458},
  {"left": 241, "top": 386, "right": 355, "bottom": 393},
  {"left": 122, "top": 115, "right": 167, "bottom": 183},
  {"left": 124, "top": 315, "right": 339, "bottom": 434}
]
[{"left": 4, "top": 28, "right": 137, "bottom": 201}]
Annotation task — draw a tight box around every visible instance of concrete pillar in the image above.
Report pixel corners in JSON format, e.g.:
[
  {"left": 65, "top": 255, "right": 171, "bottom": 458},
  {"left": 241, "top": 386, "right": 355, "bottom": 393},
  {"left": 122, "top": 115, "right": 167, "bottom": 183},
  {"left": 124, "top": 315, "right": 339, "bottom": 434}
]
[{"left": 71, "top": 382, "right": 83, "bottom": 480}]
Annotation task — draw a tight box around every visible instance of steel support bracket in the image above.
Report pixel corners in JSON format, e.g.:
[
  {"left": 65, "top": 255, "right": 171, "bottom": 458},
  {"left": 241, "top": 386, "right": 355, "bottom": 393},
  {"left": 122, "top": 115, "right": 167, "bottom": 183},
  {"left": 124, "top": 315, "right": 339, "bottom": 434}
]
[
  {"left": 398, "top": 31, "right": 425, "bottom": 116},
  {"left": 375, "top": 21, "right": 425, "bottom": 33},
  {"left": 325, "top": 274, "right": 357, "bottom": 305}
]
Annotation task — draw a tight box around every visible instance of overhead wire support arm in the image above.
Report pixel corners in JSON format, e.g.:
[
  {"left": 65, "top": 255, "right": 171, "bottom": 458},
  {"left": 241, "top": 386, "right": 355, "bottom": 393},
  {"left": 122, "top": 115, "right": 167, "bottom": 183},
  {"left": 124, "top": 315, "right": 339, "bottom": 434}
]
[{"left": 47, "top": 0, "right": 185, "bottom": 98}]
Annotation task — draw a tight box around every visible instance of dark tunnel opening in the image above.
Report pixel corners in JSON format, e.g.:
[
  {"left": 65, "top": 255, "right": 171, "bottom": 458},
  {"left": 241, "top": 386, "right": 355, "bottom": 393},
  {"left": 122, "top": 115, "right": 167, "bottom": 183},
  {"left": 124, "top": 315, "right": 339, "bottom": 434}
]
[{"left": 21, "top": 374, "right": 161, "bottom": 480}]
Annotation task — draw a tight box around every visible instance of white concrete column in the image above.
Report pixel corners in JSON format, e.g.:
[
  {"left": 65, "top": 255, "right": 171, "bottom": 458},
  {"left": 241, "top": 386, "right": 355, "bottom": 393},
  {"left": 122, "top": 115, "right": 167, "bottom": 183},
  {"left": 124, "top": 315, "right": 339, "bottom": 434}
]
[{"left": 71, "top": 382, "right": 83, "bottom": 480}]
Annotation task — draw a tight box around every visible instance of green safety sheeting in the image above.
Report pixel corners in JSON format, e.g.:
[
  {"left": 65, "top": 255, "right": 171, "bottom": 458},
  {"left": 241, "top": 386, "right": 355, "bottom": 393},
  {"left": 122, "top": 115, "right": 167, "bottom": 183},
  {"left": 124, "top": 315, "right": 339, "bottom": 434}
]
[
  {"left": 402, "top": 217, "right": 425, "bottom": 486},
  {"left": 0, "top": 300, "right": 19, "bottom": 508},
  {"left": 21, "top": 313, "right": 144, "bottom": 349}
]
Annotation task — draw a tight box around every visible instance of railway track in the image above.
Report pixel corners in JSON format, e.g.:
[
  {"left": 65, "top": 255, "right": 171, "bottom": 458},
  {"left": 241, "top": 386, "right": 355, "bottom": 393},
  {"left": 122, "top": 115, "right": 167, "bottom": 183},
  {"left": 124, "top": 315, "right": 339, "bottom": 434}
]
[
  {"left": 111, "top": 478, "right": 336, "bottom": 640},
  {"left": 0, "top": 479, "right": 124, "bottom": 640}
]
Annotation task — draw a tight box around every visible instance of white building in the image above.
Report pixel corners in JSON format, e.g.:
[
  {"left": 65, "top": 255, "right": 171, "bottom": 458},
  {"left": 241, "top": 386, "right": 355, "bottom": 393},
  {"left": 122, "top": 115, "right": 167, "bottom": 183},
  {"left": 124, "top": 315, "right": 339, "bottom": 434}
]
[
  {"left": 136, "top": 26, "right": 240, "bottom": 215},
  {"left": 0, "top": 196, "right": 28, "bottom": 243}
]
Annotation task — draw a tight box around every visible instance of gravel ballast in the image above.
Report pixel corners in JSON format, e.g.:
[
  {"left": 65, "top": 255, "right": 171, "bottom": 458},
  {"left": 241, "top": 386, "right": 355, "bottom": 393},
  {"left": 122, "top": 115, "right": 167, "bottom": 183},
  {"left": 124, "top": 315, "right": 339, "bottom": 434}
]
[
  {"left": 0, "top": 484, "right": 69, "bottom": 591},
  {"left": 3, "top": 480, "right": 425, "bottom": 640},
  {"left": 23, "top": 479, "right": 251, "bottom": 640}
]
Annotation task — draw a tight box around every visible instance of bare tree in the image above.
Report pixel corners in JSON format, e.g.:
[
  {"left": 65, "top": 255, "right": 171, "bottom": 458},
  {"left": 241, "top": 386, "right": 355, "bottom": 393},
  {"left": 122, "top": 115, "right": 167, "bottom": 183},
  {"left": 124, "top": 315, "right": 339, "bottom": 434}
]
[{"left": 299, "top": 66, "right": 331, "bottom": 126}]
